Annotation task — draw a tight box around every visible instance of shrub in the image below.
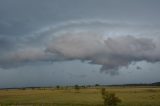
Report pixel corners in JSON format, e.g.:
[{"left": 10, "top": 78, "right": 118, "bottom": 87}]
[
  {"left": 56, "top": 85, "right": 60, "bottom": 89},
  {"left": 101, "top": 88, "right": 106, "bottom": 95},
  {"left": 101, "top": 88, "right": 121, "bottom": 106},
  {"left": 95, "top": 84, "right": 100, "bottom": 87},
  {"left": 74, "top": 85, "right": 80, "bottom": 92}
]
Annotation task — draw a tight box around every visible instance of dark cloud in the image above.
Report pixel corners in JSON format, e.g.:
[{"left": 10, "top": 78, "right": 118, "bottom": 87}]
[
  {"left": 0, "top": 17, "right": 160, "bottom": 75},
  {"left": 1, "top": 0, "right": 160, "bottom": 36},
  {"left": 136, "top": 66, "right": 142, "bottom": 70},
  {"left": 0, "top": 0, "right": 160, "bottom": 87},
  {"left": 1, "top": 28, "right": 160, "bottom": 75},
  {"left": 0, "top": 36, "right": 13, "bottom": 51},
  {"left": 68, "top": 72, "right": 87, "bottom": 79}
]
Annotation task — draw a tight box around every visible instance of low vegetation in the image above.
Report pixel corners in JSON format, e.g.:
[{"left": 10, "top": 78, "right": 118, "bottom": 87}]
[
  {"left": 101, "top": 88, "right": 121, "bottom": 106},
  {"left": 0, "top": 86, "right": 160, "bottom": 106}
]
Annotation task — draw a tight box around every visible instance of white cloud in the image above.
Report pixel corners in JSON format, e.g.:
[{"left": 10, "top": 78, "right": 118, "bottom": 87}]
[{"left": 46, "top": 31, "right": 160, "bottom": 74}]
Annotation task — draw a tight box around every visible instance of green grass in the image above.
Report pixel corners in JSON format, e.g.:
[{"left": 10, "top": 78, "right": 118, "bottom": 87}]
[{"left": 0, "top": 87, "right": 160, "bottom": 106}]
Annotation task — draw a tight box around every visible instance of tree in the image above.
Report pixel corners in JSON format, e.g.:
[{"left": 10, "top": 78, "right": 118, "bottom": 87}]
[
  {"left": 95, "top": 84, "right": 100, "bottom": 87},
  {"left": 56, "top": 85, "right": 60, "bottom": 89},
  {"left": 101, "top": 88, "right": 121, "bottom": 106},
  {"left": 74, "top": 85, "right": 80, "bottom": 92}
]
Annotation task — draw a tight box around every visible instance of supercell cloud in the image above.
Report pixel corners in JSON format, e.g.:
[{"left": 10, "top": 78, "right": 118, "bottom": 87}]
[
  {"left": 47, "top": 31, "right": 160, "bottom": 74},
  {"left": 0, "top": 19, "right": 160, "bottom": 75},
  {"left": 1, "top": 0, "right": 160, "bottom": 87}
]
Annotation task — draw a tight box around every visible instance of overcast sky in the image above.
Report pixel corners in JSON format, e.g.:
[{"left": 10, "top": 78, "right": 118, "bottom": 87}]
[{"left": 0, "top": 0, "right": 160, "bottom": 88}]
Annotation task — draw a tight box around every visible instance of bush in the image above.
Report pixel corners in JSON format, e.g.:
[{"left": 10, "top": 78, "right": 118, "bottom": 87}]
[
  {"left": 101, "top": 88, "right": 106, "bottom": 95},
  {"left": 74, "top": 85, "right": 80, "bottom": 92},
  {"left": 101, "top": 88, "right": 121, "bottom": 106},
  {"left": 56, "top": 85, "right": 60, "bottom": 89},
  {"left": 95, "top": 84, "right": 100, "bottom": 87}
]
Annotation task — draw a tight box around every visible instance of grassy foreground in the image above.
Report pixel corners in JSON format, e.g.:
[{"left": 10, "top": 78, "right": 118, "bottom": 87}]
[{"left": 0, "top": 87, "right": 160, "bottom": 106}]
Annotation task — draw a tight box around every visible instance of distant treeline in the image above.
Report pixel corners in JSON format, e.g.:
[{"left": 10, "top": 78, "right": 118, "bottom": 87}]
[
  {"left": 107, "top": 82, "right": 160, "bottom": 87},
  {"left": 0, "top": 82, "right": 160, "bottom": 90}
]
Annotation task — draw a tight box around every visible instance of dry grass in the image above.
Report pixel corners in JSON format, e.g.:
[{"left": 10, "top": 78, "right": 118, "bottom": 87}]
[{"left": 0, "top": 87, "right": 160, "bottom": 106}]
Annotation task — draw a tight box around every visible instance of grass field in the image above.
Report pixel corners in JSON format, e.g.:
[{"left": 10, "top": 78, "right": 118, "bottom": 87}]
[{"left": 0, "top": 87, "right": 160, "bottom": 106}]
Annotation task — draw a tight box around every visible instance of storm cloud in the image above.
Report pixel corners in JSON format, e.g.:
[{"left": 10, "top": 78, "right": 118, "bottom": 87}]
[
  {"left": 1, "top": 22, "right": 160, "bottom": 75},
  {"left": 1, "top": 0, "right": 160, "bottom": 87},
  {"left": 46, "top": 32, "right": 160, "bottom": 74}
]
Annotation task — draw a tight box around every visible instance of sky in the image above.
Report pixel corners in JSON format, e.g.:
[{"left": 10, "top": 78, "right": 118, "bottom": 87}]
[{"left": 0, "top": 0, "right": 160, "bottom": 88}]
